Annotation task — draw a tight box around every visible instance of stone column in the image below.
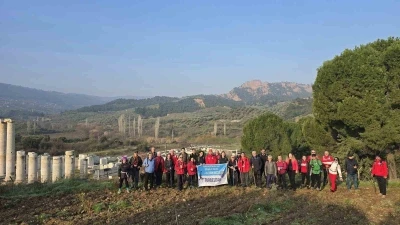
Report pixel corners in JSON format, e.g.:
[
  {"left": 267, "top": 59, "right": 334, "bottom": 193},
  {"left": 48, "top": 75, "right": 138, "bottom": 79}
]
[
  {"left": 41, "top": 155, "right": 50, "bottom": 183},
  {"left": 87, "top": 155, "right": 94, "bottom": 168},
  {"left": 65, "top": 150, "right": 75, "bottom": 179},
  {"left": 15, "top": 151, "right": 26, "bottom": 183},
  {"left": 78, "top": 154, "right": 87, "bottom": 170},
  {"left": 80, "top": 158, "right": 88, "bottom": 179},
  {"left": 5, "top": 119, "right": 15, "bottom": 182},
  {"left": 27, "top": 152, "right": 38, "bottom": 183},
  {"left": 52, "top": 156, "right": 62, "bottom": 182},
  {"left": 0, "top": 120, "right": 6, "bottom": 178},
  {"left": 61, "top": 156, "right": 65, "bottom": 178}
]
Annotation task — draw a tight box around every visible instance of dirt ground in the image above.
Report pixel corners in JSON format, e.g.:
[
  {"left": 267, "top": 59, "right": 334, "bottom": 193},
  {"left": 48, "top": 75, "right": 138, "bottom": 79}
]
[{"left": 1, "top": 182, "right": 399, "bottom": 225}]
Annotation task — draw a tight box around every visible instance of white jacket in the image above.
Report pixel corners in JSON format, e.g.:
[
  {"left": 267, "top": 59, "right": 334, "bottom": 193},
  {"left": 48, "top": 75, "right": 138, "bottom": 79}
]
[{"left": 329, "top": 161, "right": 343, "bottom": 178}]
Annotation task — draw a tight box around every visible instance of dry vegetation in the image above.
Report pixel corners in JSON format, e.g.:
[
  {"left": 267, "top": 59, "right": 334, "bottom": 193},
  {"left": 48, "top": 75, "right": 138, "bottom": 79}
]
[{"left": 1, "top": 179, "right": 399, "bottom": 225}]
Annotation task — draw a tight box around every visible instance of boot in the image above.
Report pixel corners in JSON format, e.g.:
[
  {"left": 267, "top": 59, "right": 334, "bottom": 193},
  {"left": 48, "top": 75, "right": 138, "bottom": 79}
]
[
  {"left": 118, "top": 188, "right": 121, "bottom": 194},
  {"left": 126, "top": 188, "right": 130, "bottom": 193}
]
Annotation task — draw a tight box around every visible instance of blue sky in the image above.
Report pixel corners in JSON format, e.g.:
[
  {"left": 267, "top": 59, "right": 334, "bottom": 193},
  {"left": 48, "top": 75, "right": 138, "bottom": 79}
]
[{"left": 1, "top": 0, "right": 399, "bottom": 97}]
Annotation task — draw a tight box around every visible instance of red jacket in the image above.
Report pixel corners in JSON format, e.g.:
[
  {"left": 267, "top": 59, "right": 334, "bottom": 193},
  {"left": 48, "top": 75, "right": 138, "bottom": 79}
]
[
  {"left": 276, "top": 161, "right": 287, "bottom": 175},
  {"left": 321, "top": 155, "right": 334, "bottom": 169},
  {"left": 238, "top": 156, "right": 250, "bottom": 173},
  {"left": 300, "top": 160, "right": 309, "bottom": 173},
  {"left": 171, "top": 154, "right": 178, "bottom": 166},
  {"left": 371, "top": 160, "right": 388, "bottom": 177},
  {"left": 155, "top": 156, "right": 165, "bottom": 172},
  {"left": 205, "top": 154, "right": 218, "bottom": 164},
  {"left": 285, "top": 158, "right": 298, "bottom": 172},
  {"left": 187, "top": 161, "right": 197, "bottom": 176},
  {"left": 175, "top": 160, "right": 186, "bottom": 175},
  {"left": 307, "top": 155, "right": 320, "bottom": 162}
]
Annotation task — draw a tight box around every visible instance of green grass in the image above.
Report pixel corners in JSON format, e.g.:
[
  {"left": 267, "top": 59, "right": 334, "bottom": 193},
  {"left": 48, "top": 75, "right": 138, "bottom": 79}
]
[
  {"left": 0, "top": 179, "right": 113, "bottom": 199},
  {"left": 201, "top": 200, "right": 292, "bottom": 225}
]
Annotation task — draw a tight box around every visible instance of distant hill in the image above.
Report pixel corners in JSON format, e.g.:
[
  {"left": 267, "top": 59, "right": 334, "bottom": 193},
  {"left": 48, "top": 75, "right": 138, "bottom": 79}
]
[
  {"left": 222, "top": 80, "right": 312, "bottom": 104},
  {"left": 0, "top": 83, "right": 144, "bottom": 116}
]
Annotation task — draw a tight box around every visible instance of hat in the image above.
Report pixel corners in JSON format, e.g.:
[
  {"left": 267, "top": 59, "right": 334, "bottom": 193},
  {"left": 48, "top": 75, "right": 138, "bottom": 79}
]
[{"left": 122, "top": 156, "right": 128, "bottom": 161}]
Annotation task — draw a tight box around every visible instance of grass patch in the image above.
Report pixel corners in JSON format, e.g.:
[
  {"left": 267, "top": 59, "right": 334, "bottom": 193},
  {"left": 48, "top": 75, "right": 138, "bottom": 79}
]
[
  {"left": 0, "top": 179, "right": 113, "bottom": 199},
  {"left": 93, "top": 202, "right": 106, "bottom": 213},
  {"left": 108, "top": 200, "right": 131, "bottom": 212},
  {"left": 201, "top": 200, "right": 291, "bottom": 225}
]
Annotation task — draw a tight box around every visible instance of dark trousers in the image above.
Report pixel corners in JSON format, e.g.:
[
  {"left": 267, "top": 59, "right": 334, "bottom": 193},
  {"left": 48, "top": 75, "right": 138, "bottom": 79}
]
[
  {"left": 241, "top": 172, "right": 249, "bottom": 187},
  {"left": 170, "top": 170, "right": 175, "bottom": 186},
  {"left": 266, "top": 174, "right": 275, "bottom": 188},
  {"left": 229, "top": 170, "right": 237, "bottom": 186},
  {"left": 237, "top": 171, "right": 241, "bottom": 184},
  {"left": 287, "top": 170, "right": 296, "bottom": 190},
  {"left": 301, "top": 172, "right": 310, "bottom": 186},
  {"left": 119, "top": 176, "right": 129, "bottom": 189},
  {"left": 376, "top": 176, "right": 387, "bottom": 195},
  {"left": 144, "top": 172, "right": 154, "bottom": 190},
  {"left": 178, "top": 174, "right": 184, "bottom": 190},
  {"left": 311, "top": 173, "right": 321, "bottom": 189},
  {"left": 322, "top": 169, "right": 328, "bottom": 186},
  {"left": 155, "top": 171, "right": 163, "bottom": 186},
  {"left": 253, "top": 170, "right": 261, "bottom": 187},
  {"left": 277, "top": 173, "right": 287, "bottom": 189},
  {"left": 131, "top": 170, "right": 140, "bottom": 188},
  {"left": 166, "top": 172, "right": 173, "bottom": 187},
  {"left": 189, "top": 175, "right": 196, "bottom": 187}
]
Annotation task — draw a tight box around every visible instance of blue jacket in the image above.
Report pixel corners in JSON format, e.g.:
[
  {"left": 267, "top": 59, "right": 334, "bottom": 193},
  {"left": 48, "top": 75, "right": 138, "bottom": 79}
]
[{"left": 143, "top": 158, "right": 155, "bottom": 173}]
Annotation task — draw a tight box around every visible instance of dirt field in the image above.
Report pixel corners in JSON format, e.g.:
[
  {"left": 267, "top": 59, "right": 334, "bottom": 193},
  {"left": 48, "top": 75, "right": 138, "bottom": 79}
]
[{"left": 1, "top": 180, "right": 399, "bottom": 225}]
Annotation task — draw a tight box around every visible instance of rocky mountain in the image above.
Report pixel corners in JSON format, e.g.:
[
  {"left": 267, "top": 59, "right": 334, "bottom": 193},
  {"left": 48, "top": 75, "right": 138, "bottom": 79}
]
[{"left": 222, "top": 80, "right": 312, "bottom": 104}]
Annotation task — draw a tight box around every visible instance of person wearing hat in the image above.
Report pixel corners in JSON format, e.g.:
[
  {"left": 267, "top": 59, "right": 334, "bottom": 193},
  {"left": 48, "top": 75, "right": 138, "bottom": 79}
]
[
  {"left": 344, "top": 152, "right": 359, "bottom": 190},
  {"left": 129, "top": 151, "right": 143, "bottom": 190},
  {"left": 264, "top": 155, "right": 277, "bottom": 189},
  {"left": 371, "top": 154, "right": 388, "bottom": 198},
  {"left": 205, "top": 149, "right": 218, "bottom": 164},
  {"left": 118, "top": 156, "right": 131, "bottom": 194},
  {"left": 328, "top": 157, "right": 343, "bottom": 192}
]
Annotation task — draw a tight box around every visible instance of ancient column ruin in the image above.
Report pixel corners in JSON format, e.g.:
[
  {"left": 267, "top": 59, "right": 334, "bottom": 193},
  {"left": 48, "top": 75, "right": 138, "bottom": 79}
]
[
  {"left": 41, "top": 155, "right": 50, "bottom": 183},
  {"left": 65, "top": 150, "right": 75, "bottom": 179},
  {"left": 5, "top": 119, "right": 15, "bottom": 181},
  {"left": 80, "top": 158, "right": 88, "bottom": 179},
  {"left": 28, "top": 152, "right": 38, "bottom": 184},
  {"left": 0, "top": 120, "right": 6, "bottom": 178},
  {"left": 15, "top": 151, "right": 26, "bottom": 183},
  {"left": 52, "top": 156, "right": 62, "bottom": 182}
]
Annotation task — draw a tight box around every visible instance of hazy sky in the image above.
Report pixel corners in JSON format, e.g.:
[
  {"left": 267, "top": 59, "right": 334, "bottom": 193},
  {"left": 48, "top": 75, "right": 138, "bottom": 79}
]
[{"left": 1, "top": 0, "right": 399, "bottom": 97}]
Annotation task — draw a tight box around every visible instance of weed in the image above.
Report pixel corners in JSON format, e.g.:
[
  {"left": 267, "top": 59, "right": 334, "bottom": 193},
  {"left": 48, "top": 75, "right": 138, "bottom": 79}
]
[
  {"left": 93, "top": 202, "right": 106, "bottom": 213},
  {"left": 108, "top": 200, "right": 131, "bottom": 212}
]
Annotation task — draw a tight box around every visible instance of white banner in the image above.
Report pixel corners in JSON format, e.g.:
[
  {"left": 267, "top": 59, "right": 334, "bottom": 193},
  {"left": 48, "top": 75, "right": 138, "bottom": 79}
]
[{"left": 197, "top": 163, "right": 228, "bottom": 187}]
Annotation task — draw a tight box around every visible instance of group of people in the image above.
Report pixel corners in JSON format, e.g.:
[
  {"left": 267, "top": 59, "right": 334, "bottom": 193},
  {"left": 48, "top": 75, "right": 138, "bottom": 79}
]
[{"left": 117, "top": 147, "right": 389, "bottom": 198}]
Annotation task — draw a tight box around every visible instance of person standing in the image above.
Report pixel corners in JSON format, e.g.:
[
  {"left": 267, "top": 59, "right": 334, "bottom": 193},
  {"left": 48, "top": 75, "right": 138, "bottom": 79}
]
[
  {"left": 300, "top": 156, "right": 310, "bottom": 189},
  {"left": 344, "top": 152, "right": 359, "bottom": 190},
  {"left": 129, "top": 151, "right": 142, "bottom": 190},
  {"left": 187, "top": 157, "right": 197, "bottom": 188},
  {"left": 228, "top": 154, "right": 238, "bottom": 186},
  {"left": 154, "top": 152, "right": 165, "bottom": 188},
  {"left": 170, "top": 149, "right": 178, "bottom": 186},
  {"left": 118, "top": 156, "right": 131, "bottom": 194},
  {"left": 218, "top": 151, "right": 229, "bottom": 164},
  {"left": 238, "top": 152, "right": 250, "bottom": 187},
  {"left": 328, "top": 157, "right": 343, "bottom": 192},
  {"left": 264, "top": 155, "right": 277, "bottom": 189},
  {"left": 371, "top": 155, "right": 388, "bottom": 198},
  {"left": 276, "top": 156, "right": 287, "bottom": 190},
  {"left": 310, "top": 153, "right": 322, "bottom": 190},
  {"left": 175, "top": 155, "right": 187, "bottom": 191},
  {"left": 205, "top": 149, "right": 218, "bottom": 164},
  {"left": 197, "top": 151, "right": 206, "bottom": 165},
  {"left": 164, "top": 153, "right": 174, "bottom": 188},
  {"left": 286, "top": 153, "right": 299, "bottom": 191},
  {"left": 259, "top": 149, "right": 268, "bottom": 186},
  {"left": 250, "top": 151, "right": 262, "bottom": 188},
  {"left": 321, "top": 151, "right": 334, "bottom": 187},
  {"left": 143, "top": 153, "right": 155, "bottom": 191}
]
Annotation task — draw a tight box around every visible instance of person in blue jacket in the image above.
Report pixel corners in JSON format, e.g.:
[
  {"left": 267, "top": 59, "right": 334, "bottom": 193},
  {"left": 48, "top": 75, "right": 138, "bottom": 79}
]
[{"left": 143, "top": 152, "right": 155, "bottom": 191}]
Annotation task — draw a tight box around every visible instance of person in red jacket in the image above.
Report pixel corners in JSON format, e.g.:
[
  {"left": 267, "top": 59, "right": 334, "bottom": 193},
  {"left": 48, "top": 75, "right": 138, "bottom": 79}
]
[
  {"left": 154, "top": 152, "right": 165, "bottom": 188},
  {"left": 371, "top": 155, "right": 388, "bottom": 198},
  {"left": 321, "top": 151, "right": 334, "bottom": 187},
  {"left": 175, "top": 155, "right": 186, "bottom": 191},
  {"left": 187, "top": 157, "right": 197, "bottom": 188},
  {"left": 205, "top": 149, "right": 218, "bottom": 164},
  {"left": 238, "top": 152, "right": 250, "bottom": 187},
  {"left": 285, "top": 153, "right": 298, "bottom": 191},
  {"left": 276, "top": 155, "right": 288, "bottom": 190},
  {"left": 300, "top": 156, "right": 310, "bottom": 189}
]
